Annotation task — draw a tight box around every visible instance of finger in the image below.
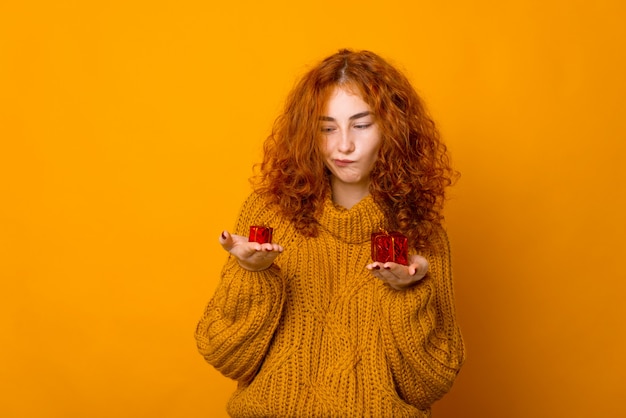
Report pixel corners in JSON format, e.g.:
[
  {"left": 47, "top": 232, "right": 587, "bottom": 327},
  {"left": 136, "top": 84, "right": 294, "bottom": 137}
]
[
  {"left": 260, "top": 243, "right": 284, "bottom": 253},
  {"left": 411, "top": 262, "right": 427, "bottom": 277},
  {"left": 382, "top": 262, "right": 398, "bottom": 271},
  {"left": 219, "top": 230, "right": 234, "bottom": 251},
  {"left": 366, "top": 262, "right": 383, "bottom": 270},
  {"left": 408, "top": 255, "right": 429, "bottom": 274},
  {"left": 370, "top": 267, "right": 396, "bottom": 282}
]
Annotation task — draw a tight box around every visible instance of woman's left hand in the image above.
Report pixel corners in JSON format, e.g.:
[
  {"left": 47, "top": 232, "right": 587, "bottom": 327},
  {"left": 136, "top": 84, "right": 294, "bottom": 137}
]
[{"left": 366, "top": 254, "right": 429, "bottom": 291}]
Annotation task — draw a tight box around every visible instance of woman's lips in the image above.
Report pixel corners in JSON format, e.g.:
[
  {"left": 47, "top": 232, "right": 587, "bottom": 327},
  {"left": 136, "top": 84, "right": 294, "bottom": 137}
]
[{"left": 334, "top": 159, "right": 354, "bottom": 167}]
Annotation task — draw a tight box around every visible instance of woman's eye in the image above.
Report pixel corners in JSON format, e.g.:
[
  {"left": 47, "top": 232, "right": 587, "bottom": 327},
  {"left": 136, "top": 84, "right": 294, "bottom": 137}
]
[
  {"left": 321, "top": 126, "right": 335, "bottom": 133},
  {"left": 354, "top": 123, "right": 372, "bottom": 129}
]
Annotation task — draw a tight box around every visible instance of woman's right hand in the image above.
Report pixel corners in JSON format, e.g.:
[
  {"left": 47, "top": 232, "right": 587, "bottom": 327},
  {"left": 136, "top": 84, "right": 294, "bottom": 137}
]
[{"left": 219, "top": 230, "right": 284, "bottom": 272}]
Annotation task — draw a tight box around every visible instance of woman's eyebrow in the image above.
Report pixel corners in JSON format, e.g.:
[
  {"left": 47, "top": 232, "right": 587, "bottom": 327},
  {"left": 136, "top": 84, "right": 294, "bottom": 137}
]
[
  {"left": 349, "top": 111, "right": 372, "bottom": 120},
  {"left": 319, "top": 111, "right": 372, "bottom": 122}
]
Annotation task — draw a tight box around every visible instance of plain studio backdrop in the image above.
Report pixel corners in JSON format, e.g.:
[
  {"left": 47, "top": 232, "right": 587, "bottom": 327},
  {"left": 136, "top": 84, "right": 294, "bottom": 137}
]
[{"left": 1, "top": 1, "right": 625, "bottom": 417}]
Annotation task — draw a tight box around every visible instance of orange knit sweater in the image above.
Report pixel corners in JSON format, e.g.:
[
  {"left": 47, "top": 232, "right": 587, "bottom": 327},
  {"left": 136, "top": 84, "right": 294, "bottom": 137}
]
[{"left": 195, "top": 192, "right": 465, "bottom": 417}]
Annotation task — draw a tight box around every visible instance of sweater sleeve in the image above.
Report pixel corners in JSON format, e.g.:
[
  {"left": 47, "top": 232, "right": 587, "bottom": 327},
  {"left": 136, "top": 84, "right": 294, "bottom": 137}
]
[
  {"left": 376, "top": 226, "right": 465, "bottom": 408},
  {"left": 194, "top": 193, "right": 286, "bottom": 383}
]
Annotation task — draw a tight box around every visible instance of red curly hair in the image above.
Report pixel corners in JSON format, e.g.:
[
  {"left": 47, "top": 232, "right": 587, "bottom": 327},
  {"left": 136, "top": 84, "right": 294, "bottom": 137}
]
[{"left": 252, "top": 49, "right": 457, "bottom": 251}]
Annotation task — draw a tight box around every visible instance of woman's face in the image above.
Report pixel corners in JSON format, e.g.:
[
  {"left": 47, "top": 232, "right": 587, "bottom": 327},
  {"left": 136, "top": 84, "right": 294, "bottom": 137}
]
[{"left": 320, "top": 86, "right": 382, "bottom": 194}]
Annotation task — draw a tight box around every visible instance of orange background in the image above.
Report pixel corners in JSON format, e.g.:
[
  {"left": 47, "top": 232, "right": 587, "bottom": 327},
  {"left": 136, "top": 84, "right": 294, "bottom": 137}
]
[{"left": 2, "top": 1, "right": 625, "bottom": 417}]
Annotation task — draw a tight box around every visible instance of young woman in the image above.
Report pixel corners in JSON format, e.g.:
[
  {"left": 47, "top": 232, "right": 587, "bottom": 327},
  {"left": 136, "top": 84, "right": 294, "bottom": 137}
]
[{"left": 195, "top": 49, "right": 465, "bottom": 417}]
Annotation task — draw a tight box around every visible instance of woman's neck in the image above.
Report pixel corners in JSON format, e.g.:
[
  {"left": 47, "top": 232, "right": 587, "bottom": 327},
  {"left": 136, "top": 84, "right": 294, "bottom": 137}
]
[{"left": 330, "top": 179, "right": 371, "bottom": 209}]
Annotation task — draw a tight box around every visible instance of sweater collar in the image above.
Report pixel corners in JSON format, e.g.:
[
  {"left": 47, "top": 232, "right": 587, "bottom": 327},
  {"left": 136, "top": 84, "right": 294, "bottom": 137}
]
[{"left": 317, "top": 195, "right": 386, "bottom": 244}]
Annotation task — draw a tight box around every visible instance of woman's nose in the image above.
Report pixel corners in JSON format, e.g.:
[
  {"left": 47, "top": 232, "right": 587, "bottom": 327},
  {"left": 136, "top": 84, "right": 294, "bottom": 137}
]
[{"left": 337, "top": 130, "right": 355, "bottom": 153}]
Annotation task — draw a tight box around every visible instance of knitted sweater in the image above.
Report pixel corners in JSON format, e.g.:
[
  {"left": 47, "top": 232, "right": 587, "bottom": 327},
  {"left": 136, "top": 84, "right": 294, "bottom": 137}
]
[{"left": 195, "top": 192, "right": 465, "bottom": 417}]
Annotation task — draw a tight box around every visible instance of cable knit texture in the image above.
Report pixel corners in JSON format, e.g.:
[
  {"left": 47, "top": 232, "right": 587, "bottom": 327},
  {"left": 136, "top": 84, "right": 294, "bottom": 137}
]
[{"left": 195, "top": 192, "right": 465, "bottom": 417}]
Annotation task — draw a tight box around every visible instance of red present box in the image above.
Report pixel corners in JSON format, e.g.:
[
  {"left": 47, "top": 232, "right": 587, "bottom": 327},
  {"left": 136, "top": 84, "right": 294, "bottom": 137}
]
[
  {"left": 249, "top": 225, "right": 273, "bottom": 244},
  {"left": 371, "top": 231, "right": 408, "bottom": 265}
]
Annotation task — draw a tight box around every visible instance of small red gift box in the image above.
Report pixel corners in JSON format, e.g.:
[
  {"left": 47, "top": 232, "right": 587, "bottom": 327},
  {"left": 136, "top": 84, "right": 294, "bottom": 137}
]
[
  {"left": 371, "top": 231, "right": 408, "bottom": 265},
  {"left": 249, "top": 225, "right": 273, "bottom": 244}
]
